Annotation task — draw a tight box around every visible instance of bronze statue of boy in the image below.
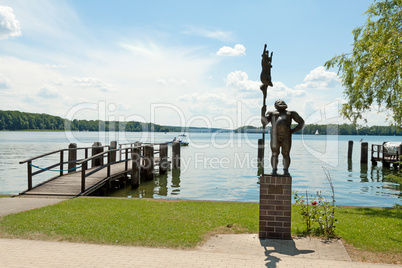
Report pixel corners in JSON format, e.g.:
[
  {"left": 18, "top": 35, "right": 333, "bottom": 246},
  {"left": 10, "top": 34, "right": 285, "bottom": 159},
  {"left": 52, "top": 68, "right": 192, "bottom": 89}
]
[{"left": 261, "top": 99, "right": 304, "bottom": 175}]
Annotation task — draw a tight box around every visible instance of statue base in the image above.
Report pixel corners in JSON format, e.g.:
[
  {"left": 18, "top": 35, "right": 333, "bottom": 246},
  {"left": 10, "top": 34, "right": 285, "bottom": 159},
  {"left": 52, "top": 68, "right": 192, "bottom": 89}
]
[{"left": 259, "top": 174, "right": 292, "bottom": 240}]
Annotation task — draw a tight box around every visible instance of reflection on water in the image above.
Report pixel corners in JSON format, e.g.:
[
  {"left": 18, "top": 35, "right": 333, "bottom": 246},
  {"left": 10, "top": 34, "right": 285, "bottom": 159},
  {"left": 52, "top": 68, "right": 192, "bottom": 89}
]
[
  {"left": 171, "top": 169, "right": 181, "bottom": 195},
  {"left": 347, "top": 158, "right": 353, "bottom": 172},
  {"left": 360, "top": 163, "right": 368, "bottom": 182},
  {"left": 107, "top": 168, "right": 181, "bottom": 198}
]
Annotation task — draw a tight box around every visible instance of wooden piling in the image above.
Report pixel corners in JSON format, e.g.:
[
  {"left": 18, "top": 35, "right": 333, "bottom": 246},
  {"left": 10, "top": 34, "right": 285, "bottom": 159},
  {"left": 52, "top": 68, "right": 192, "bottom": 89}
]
[
  {"left": 131, "top": 146, "right": 141, "bottom": 188},
  {"left": 68, "top": 143, "right": 77, "bottom": 173},
  {"left": 143, "top": 145, "right": 154, "bottom": 180},
  {"left": 159, "top": 143, "right": 168, "bottom": 174},
  {"left": 110, "top": 141, "right": 117, "bottom": 162},
  {"left": 91, "top": 142, "right": 104, "bottom": 167},
  {"left": 360, "top": 142, "right": 368, "bottom": 164},
  {"left": 172, "top": 141, "right": 180, "bottom": 169},
  {"left": 348, "top": 140, "right": 353, "bottom": 159},
  {"left": 27, "top": 161, "right": 32, "bottom": 190}
]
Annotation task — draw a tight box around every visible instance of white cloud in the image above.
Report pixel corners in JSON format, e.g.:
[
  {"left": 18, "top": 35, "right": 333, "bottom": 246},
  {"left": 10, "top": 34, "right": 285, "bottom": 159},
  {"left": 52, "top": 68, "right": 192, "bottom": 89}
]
[
  {"left": 267, "top": 81, "right": 306, "bottom": 102},
  {"left": 225, "top": 71, "right": 259, "bottom": 91},
  {"left": 44, "top": 63, "right": 67, "bottom": 69},
  {"left": 0, "top": 73, "right": 11, "bottom": 89},
  {"left": 182, "top": 26, "right": 233, "bottom": 41},
  {"left": 73, "top": 77, "right": 115, "bottom": 92},
  {"left": 0, "top": 6, "right": 21, "bottom": 40},
  {"left": 156, "top": 78, "right": 188, "bottom": 85},
  {"left": 295, "top": 66, "right": 340, "bottom": 90},
  {"left": 178, "top": 92, "right": 239, "bottom": 116},
  {"left": 156, "top": 79, "right": 167, "bottom": 85},
  {"left": 37, "top": 85, "right": 59, "bottom": 98},
  {"left": 179, "top": 92, "right": 236, "bottom": 107},
  {"left": 224, "top": 70, "right": 306, "bottom": 101},
  {"left": 216, "top": 44, "right": 246, "bottom": 56}
]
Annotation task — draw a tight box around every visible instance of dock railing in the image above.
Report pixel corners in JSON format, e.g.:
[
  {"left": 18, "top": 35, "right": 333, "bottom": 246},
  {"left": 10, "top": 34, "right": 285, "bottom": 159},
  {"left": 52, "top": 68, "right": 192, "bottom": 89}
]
[
  {"left": 19, "top": 144, "right": 111, "bottom": 191},
  {"left": 371, "top": 143, "right": 402, "bottom": 168},
  {"left": 76, "top": 146, "right": 140, "bottom": 194},
  {"left": 20, "top": 141, "right": 170, "bottom": 195}
]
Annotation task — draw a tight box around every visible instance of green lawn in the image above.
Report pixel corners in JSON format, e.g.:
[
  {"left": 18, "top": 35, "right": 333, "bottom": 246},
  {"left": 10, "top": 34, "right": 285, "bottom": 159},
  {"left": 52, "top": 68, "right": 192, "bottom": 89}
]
[
  {"left": 0, "top": 198, "right": 258, "bottom": 248},
  {"left": 0, "top": 198, "right": 400, "bottom": 257}
]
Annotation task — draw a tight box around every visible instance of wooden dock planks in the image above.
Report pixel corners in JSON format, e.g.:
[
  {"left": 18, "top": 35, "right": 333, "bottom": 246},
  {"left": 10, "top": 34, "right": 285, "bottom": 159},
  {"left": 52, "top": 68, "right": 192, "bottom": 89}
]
[{"left": 23, "top": 162, "right": 131, "bottom": 197}]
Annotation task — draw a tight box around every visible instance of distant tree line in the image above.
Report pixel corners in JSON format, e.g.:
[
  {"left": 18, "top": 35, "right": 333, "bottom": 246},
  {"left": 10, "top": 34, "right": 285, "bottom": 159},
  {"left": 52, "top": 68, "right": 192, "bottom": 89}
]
[
  {"left": 234, "top": 124, "right": 402, "bottom": 136},
  {"left": 1, "top": 110, "right": 401, "bottom": 135},
  {"left": 0, "top": 110, "right": 179, "bottom": 132}
]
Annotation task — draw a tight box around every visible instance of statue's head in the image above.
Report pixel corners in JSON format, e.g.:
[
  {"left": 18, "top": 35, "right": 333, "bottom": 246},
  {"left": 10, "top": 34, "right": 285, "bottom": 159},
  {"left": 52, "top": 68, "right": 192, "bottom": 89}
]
[{"left": 274, "top": 99, "right": 288, "bottom": 110}]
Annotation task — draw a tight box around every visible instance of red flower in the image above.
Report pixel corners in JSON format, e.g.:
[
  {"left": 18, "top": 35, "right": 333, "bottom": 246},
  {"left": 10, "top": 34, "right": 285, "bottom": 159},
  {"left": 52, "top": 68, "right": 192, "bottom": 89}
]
[{"left": 311, "top": 201, "right": 318, "bottom": 206}]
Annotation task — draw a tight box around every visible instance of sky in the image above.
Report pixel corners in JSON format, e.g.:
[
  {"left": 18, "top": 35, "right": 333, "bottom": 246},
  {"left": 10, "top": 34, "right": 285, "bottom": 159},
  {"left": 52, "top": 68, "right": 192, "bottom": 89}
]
[{"left": 0, "top": 0, "right": 385, "bottom": 129}]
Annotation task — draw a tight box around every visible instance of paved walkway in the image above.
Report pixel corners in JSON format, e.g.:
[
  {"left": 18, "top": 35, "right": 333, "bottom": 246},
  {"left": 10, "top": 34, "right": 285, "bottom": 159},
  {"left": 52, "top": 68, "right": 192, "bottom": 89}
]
[
  {"left": 0, "top": 196, "right": 68, "bottom": 217},
  {"left": 0, "top": 197, "right": 400, "bottom": 267}
]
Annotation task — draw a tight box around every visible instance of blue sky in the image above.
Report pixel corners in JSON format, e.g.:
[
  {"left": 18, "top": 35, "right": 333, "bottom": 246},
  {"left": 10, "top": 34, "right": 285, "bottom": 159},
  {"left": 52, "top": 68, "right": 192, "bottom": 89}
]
[{"left": 0, "top": 0, "right": 384, "bottom": 129}]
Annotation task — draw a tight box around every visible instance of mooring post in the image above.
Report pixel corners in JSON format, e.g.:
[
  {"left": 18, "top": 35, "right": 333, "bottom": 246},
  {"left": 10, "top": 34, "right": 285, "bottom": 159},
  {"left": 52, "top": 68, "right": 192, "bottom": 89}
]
[
  {"left": 360, "top": 142, "right": 368, "bottom": 164},
  {"left": 81, "top": 161, "right": 87, "bottom": 193},
  {"left": 92, "top": 142, "right": 103, "bottom": 167},
  {"left": 159, "top": 143, "right": 168, "bottom": 174},
  {"left": 68, "top": 143, "right": 77, "bottom": 173},
  {"left": 131, "top": 146, "right": 141, "bottom": 188},
  {"left": 348, "top": 140, "right": 353, "bottom": 159},
  {"left": 110, "top": 141, "right": 117, "bottom": 162},
  {"left": 27, "top": 161, "right": 32, "bottom": 190},
  {"left": 134, "top": 142, "right": 142, "bottom": 158},
  {"left": 143, "top": 145, "right": 154, "bottom": 180},
  {"left": 172, "top": 141, "right": 180, "bottom": 169},
  {"left": 59, "top": 150, "right": 64, "bottom": 177}
]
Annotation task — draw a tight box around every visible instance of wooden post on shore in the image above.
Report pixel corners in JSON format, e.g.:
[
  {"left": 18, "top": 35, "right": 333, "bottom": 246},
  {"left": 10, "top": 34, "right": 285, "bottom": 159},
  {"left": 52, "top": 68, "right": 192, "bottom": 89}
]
[
  {"left": 143, "top": 145, "right": 154, "bottom": 180},
  {"left": 172, "top": 141, "right": 180, "bottom": 169},
  {"left": 92, "top": 142, "right": 104, "bottom": 167},
  {"left": 131, "top": 146, "right": 141, "bottom": 188},
  {"left": 348, "top": 140, "right": 353, "bottom": 159},
  {"left": 110, "top": 141, "right": 117, "bottom": 162},
  {"left": 159, "top": 143, "right": 168, "bottom": 174},
  {"left": 135, "top": 142, "right": 142, "bottom": 157},
  {"left": 68, "top": 143, "right": 77, "bottom": 173},
  {"left": 360, "top": 142, "right": 368, "bottom": 164}
]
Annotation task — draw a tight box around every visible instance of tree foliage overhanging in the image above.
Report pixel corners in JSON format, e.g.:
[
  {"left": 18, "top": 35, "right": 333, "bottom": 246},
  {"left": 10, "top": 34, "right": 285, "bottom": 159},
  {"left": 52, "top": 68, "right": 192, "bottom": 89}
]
[{"left": 324, "top": 0, "right": 402, "bottom": 127}]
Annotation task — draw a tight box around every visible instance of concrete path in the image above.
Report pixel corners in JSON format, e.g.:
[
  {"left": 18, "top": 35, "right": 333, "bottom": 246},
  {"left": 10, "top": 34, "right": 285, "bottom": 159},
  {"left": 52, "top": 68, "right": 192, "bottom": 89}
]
[
  {"left": 0, "top": 197, "right": 400, "bottom": 267},
  {"left": 0, "top": 196, "right": 68, "bottom": 217},
  {"left": 0, "top": 236, "right": 399, "bottom": 268}
]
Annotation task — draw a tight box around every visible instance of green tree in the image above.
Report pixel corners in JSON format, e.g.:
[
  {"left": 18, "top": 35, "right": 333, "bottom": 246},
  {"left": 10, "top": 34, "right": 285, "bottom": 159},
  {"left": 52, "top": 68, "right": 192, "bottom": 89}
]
[{"left": 325, "top": 0, "right": 402, "bottom": 126}]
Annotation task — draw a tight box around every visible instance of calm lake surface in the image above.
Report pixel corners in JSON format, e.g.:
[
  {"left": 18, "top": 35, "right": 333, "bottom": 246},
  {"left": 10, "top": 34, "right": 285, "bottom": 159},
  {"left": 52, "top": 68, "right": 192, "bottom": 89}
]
[{"left": 0, "top": 131, "right": 401, "bottom": 207}]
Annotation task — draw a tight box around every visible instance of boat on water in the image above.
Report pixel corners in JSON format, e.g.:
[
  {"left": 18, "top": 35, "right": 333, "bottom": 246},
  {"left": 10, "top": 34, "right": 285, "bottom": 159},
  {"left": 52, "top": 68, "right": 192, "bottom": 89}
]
[
  {"left": 167, "top": 137, "right": 189, "bottom": 146},
  {"left": 178, "top": 133, "right": 187, "bottom": 137},
  {"left": 315, "top": 130, "right": 319, "bottom": 135}
]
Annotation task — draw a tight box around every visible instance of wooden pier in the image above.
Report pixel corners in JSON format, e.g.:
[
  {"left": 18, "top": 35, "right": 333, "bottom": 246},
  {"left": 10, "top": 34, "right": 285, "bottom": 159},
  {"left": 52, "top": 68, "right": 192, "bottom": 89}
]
[
  {"left": 371, "top": 143, "right": 402, "bottom": 168},
  {"left": 19, "top": 141, "right": 179, "bottom": 197}
]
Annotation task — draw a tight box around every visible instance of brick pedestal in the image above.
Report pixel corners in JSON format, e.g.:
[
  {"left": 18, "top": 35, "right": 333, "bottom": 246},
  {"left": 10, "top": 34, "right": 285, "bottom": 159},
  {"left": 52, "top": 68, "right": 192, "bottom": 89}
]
[{"left": 259, "top": 175, "right": 292, "bottom": 240}]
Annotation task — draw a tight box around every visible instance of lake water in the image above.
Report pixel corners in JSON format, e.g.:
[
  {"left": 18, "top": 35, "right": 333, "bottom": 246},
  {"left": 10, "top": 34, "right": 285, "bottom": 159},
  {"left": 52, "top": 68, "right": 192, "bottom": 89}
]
[{"left": 0, "top": 131, "right": 401, "bottom": 207}]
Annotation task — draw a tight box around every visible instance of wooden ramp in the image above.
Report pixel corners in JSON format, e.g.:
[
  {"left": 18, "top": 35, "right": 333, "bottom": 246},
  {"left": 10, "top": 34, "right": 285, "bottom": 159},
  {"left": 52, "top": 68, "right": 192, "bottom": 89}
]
[{"left": 22, "top": 162, "right": 132, "bottom": 197}]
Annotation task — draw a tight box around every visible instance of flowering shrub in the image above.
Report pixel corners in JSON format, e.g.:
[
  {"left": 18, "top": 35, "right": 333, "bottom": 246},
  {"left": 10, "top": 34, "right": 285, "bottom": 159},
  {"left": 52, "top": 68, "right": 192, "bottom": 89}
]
[{"left": 293, "top": 167, "right": 337, "bottom": 238}]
